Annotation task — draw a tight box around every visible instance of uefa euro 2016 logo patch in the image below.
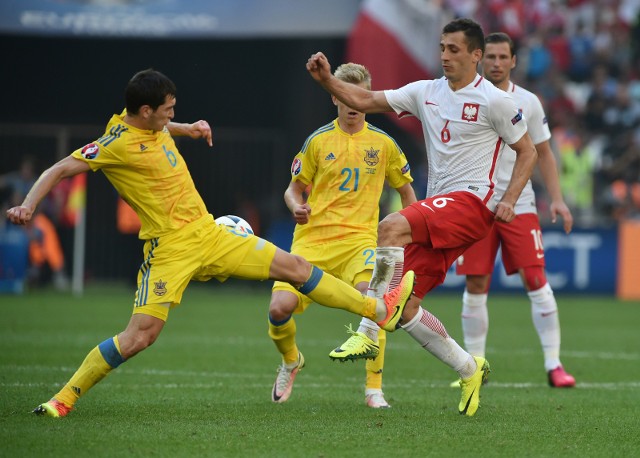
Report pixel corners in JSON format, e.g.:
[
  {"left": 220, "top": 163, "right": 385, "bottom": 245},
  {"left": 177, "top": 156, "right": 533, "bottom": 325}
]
[
  {"left": 363, "top": 147, "right": 380, "bottom": 166},
  {"left": 291, "top": 158, "right": 302, "bottom": 176},
  {"left": 81, "top": 143, "right": 100, "bottom": 160},
  {"left": 153, "top": 279, "right": 167, "bottom": 296}
]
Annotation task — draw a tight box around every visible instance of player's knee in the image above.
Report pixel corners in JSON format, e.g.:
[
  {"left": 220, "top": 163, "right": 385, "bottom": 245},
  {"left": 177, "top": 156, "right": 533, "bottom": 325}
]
[
  {"left": 269, "top": 297, "right": 297, "bottom": 321},
  {"left": 521, "top": 266, "right": 547, "bottom": 291},
  {"left": 466, "top": 275, "right": 490, "bottom": 294},
  {"left": 377, "top": 213, "right": 409, "bottom": 246}
]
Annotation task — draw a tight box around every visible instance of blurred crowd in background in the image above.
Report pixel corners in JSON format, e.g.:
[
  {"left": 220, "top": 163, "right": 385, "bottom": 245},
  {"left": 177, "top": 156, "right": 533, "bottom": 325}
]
[{"left": 467, "top": 0, "right": 640, "bottom": 224}]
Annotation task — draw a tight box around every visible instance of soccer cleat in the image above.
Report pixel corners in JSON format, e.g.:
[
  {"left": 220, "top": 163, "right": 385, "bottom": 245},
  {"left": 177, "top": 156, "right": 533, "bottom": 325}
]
[
  {"left": 271, "top": 352, "right": 305, "bottom": 403},
  {"left": 365, "top": 390, "right": 391, "bottom": 408},
  {"left": 329, "top": 324, "right": 380, "bottom": 361},
  {"left": 548, "top": 365, "right": 576, "bottom": 388},
  {"left": 33, "top": 399, "right": 72, "bottom": 418},
  {"left": 376, "top": 270, "right": 415, "bottom": 332},
  {"left": 459, "top": 356, "right": 490, "bottom": 416}
]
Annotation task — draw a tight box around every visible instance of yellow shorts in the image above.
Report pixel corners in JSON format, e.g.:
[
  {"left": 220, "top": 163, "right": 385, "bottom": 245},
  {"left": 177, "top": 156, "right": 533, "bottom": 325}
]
[
  {"left": 272, "top": 237, "right": 376, "bottom": 313},
  {"left": 133, "top": 214, "right": 277, "bottom": 321}
]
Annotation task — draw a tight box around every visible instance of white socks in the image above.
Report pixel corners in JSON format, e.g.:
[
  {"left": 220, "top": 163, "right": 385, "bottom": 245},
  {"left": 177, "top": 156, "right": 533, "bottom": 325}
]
[
  {"left": 529, "top": 283, "right": 561, "bottom": 371},
  {"left": 369, "top": 247, "right": 404, "bottom": 336},
  {"left": 461, "top": 290, "right": 489, "bottom": 357},
  {"left": 402, "top": 307, "right": 476, "bottom": 379}
]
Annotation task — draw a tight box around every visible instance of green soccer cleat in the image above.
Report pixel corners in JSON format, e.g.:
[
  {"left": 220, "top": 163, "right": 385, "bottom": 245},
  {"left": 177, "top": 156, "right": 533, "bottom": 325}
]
[
  {"left": 33, "top": 399, "right": 72, "bottom": 418},
  {"left": 376, "top": 270, "right": 415, "bottom": 332},
  {"left": 329, "top": 324, "right": 380, "bottom": 362},
  {"left": 271, "top": 352, "right": 305, "bottom": 404},
  {"left": 459, "top": 356, "right": 490, "bottom": 417}
]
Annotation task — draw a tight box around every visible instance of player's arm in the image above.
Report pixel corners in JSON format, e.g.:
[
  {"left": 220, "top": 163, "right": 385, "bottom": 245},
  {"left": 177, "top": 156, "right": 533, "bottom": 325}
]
[
  {"left": 306, "top": 52, "right": 391, "bottom": 113},
  {"left": 496, "top": 132, "right": 538, "bottom": 223},
  {"left": 167, "top": 120, "right": 213, "bottom": 147},
  {"left": 6, "top": 156, "right": 90, "bottom": 225},
  {"left": 394, "top": 182, "right": 418, "bottom": 208},
  {"left": 535, "top": 140, "right": 573, "bottom": 233},
  {"left": 284, "top": 180, "right": 312, "bottom": 225}
]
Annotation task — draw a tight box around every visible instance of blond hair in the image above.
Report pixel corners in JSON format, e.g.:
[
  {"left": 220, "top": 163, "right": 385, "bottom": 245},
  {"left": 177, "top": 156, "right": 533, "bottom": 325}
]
[{"left": 334, "top": 63, "right": 371, "bottom": 89}]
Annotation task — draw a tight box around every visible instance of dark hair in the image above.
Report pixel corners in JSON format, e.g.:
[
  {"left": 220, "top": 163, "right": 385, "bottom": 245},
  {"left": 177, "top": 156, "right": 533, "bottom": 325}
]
[
  {"left": 442, "top": 18, "right": 485, "bottom": 54},
  {"left": 125, "top": 69, "right": 176, "bottom": 114},
  {"left": 485, "top": 32, "right": 516, "bottom": 57}
]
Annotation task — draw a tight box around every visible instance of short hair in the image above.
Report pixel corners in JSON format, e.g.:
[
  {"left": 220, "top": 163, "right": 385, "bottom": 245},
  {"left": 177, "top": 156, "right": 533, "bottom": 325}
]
[
  {"left": 125, "top": 69, "right": 176, "bottom": 114},
  {"left": 485, "top": 32, "right": 516, "bottom": 57},
  {"left": 334, "top": 63, "right": 372, "bottom": 89},
  {"left": 442, "top": 18, "right": 485, "bottom": 54}
]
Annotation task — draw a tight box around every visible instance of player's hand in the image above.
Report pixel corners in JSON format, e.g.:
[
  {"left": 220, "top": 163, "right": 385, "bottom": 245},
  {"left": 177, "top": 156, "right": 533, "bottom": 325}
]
[
  {"left": 6, "top": 205, "right": 33, "bottom": 225},
  {"left": 292, "top": 203, "right": 311, "bottom": 225},
  {"left": 494, "top": 201, "right": 516, "bottom": 223},
  {"left": 306, "top": 52, "right": 332, "bottom": 83},
  {"left": 188, "top": 120, "right": 213, "bottom": 147},
  {"left": 550, "top": 200, "right": 573, "bottom": 234}
]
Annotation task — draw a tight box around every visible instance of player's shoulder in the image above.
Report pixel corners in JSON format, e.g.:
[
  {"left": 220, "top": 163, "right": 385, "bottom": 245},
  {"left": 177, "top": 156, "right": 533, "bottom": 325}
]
[
  {"left": 300, "top": 120, "right": 336, "bottom": 153},
  {"left": 365, "top": 123, "right": 403, "bottom": 150}
]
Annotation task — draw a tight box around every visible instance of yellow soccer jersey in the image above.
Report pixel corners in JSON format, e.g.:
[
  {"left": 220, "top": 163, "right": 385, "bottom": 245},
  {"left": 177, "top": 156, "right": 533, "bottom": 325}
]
[
  {"left": 290, "top": 119, "right": 412, "bottom": 245},
  {"left": 71, "top": 111, "right": 207, "bottom": 239}
]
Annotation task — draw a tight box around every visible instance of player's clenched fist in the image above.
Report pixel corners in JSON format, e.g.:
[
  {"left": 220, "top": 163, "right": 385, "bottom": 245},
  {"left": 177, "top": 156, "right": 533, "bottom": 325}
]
[
  {"left": 306, "top": 52, "right": 332, "bottom": 83},
  {"left": 6, "top": 205, "right": 33, "bottom": 225}
]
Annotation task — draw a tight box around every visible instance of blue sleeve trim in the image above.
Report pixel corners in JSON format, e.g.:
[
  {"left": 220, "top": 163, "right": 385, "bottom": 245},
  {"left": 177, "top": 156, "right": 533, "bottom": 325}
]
[
  {"left": 299, "top": 265, "right": 323, "bottom": 295},
  {"left": 98, "top": 337, "right": 126, "bottom": 368}
]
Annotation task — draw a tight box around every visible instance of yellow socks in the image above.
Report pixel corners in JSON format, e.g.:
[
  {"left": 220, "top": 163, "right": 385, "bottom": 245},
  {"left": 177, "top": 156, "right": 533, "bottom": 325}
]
[
  {"left": 54, "top": 336, "right": 125, "bottom": 408},
  {"left": 299, "top": 266, "right": 377, "bottom": 320},
  {"left": 268, "top": 315, "right": 299, "bottom": 365},
  {"left": 366, "top": 329, "right": 386, "bottom": 390}
]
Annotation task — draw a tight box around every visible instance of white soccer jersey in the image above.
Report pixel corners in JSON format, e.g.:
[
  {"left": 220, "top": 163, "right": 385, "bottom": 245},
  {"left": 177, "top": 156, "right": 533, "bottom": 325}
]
[
  {"left": 494, "top": 81, "right": 551, "bottom": 215},
  {"left": 385, "top": 74, "right": 527, "bottom": 210}
]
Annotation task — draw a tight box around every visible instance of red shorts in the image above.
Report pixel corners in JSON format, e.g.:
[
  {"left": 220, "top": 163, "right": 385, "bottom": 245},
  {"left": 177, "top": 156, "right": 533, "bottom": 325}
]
[
  {"left": 456, "top": 212, "right": 545, "bottom": 276},
  {"left": 400, "top": 191, "right": 495, "bottom": 298}
]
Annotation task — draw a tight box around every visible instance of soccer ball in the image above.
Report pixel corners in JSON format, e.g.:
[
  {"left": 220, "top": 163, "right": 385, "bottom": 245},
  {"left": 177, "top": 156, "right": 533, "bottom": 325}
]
[{"left": 215, "top": 214, "right": 254, "bottom": 236}]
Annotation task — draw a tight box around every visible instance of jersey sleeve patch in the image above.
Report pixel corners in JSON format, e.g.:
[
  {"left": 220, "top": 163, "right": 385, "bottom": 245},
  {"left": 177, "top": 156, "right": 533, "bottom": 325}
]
[
  {"left": 81, "top": 143, "right": 100, "bottom": 160},
  {"left": 291, "top": 157, "right": 302, "bottom": 176}
]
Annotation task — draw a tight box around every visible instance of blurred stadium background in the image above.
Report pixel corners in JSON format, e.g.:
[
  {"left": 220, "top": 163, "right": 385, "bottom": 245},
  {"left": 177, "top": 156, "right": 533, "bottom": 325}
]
[{"left": 1, "top": 0, "right": 639, "bottom": 299}]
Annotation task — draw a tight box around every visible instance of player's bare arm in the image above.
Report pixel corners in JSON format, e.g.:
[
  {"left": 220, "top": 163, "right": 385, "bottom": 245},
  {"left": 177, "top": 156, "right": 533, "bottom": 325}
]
[
  {"left": 284, "top": 180, "right": 311, "bottom": 225},
  {"left": 6, "top": 156, "right": 90, "bottom": 225},
  {"left": 167, "top": 120, "right": 213, "bottom": 147},
  {"left": 395, "top": 182, "right": 418, "bottom": 208},
  {"left": 535, "top": 140, "right": 573, "bottom": 234},
  {"left": 306, "top": 52, "right": 391, "bottom": 113},
  {"left": 496, "top": 132, "right": 538, "bottom": 223}
]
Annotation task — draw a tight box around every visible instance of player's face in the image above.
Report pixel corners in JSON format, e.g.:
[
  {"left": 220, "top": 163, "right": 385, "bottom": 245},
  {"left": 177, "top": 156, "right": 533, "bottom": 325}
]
[
  {"left": 333, "top": 82, "right": 367, "bottom": 130},
  {"left": 482, "top": 42, "right": 515, "bottom": 86},
  {"left": 440, "top": 31, "right": 482, "bottom": 85},
  {"left": 148, "top": 95, "right": 176, "bottom": 132}
]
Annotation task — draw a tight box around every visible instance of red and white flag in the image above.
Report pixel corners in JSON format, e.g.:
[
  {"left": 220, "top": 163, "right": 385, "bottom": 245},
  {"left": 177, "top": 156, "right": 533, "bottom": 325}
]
[{"left": 346, "top": 0, "right": 447, "bottom": 139}]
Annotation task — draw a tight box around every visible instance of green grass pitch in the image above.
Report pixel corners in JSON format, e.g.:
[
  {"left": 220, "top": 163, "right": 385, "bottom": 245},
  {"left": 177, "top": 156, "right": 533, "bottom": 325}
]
[{"left": 1, "top": 282, "right": 639, "bottom": 457}]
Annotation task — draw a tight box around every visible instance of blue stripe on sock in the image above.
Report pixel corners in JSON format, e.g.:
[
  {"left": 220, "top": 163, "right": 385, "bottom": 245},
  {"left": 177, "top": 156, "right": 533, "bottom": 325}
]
[
  {"left": 299, "top": 266, "right": 323, "bottom": 295},
  {"left": 268, "top": 313, "right": 292, "bottom": 327},
  {"left": 98, "top": 338, "right": 125, "bottom": 368}
]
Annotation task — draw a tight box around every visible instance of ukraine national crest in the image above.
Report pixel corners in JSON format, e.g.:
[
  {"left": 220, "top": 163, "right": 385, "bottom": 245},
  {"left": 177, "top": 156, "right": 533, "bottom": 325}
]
[
  {"left": 363, "top": 147, "right": 380, "bottom": 166},
  {"left": 153, "top": 280, "right": 167, "bottom": 296}
]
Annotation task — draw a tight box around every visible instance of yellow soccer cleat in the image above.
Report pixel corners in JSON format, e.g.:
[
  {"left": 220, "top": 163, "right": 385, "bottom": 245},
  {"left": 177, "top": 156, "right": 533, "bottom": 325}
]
[
  {"left": 376, "top": 270, "right": 415, "bottom": 332},
  {"left": 33, "top": 399, "right": 72, "bottom": 418},
  {"left": 459, "top": 356, "right": 490, "bottom": 417},
  {"left": 329, "top": 324, "right": 380, "bottom": 362}
]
